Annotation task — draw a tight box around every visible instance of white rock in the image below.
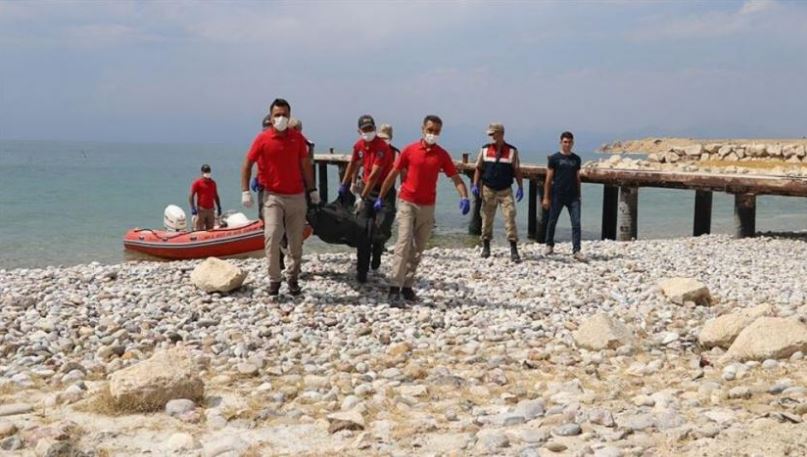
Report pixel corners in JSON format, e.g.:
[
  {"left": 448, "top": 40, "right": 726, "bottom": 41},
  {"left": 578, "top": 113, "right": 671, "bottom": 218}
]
[
  {"left": 167, "top": 432, "right": 201, "bottom": 451},
  {"left": 724, "top": 317, "right": 807, "bottom": 361},
  {"left": 572, "top": 314, "right": 635, "bottom": 350},
  {"left": 698, "top": 304, "right": 773, "bottom": 349},
  {"left": 108, "top": 347, "right": 204, "bottom": 412},
  {"left": 683, "top": 144, "right": 704, "bottom": 157},
  {"left": 658, "top": 277, "right": 711, "bottom": 306},
  {"left": 190, "top": 257, "right": 247, "bottom": 293},
  {"left": 327, "top": 410, "right": 366, "bottom": 433}
]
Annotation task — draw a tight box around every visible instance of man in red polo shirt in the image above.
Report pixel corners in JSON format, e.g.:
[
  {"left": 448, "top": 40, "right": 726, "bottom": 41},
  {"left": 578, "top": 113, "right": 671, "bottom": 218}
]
[
  {"left": 241, "top": 98, "right": 319, "bottom": 296},
  {"left": 376, "top": 114, "right": 470, "bottom": 304},
  {"left": 338, "top": 114, "right": 394, "bottom": 283},
  {"left": 188, "top": 163, "right": 221, "bottom": 231}
]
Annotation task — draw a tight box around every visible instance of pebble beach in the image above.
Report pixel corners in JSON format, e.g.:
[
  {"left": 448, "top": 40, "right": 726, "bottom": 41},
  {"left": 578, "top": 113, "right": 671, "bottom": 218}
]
[{"left": 1, "top": 235, "right": 807, "bottom": 456}]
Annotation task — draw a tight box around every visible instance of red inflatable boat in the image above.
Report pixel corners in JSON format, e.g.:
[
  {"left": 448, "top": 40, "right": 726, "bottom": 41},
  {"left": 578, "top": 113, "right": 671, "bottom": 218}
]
[{"left": 123, "top": 220, "right": 313, "bottom": 260}]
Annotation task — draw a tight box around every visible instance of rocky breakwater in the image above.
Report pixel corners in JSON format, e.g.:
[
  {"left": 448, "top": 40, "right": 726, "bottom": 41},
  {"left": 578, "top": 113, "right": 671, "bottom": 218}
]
[
  {"left": 592, "top": 140, "right": 807, "bottom": 177},
  {"left": 0, "top": 235, "right": 806, "bottom": 456}
]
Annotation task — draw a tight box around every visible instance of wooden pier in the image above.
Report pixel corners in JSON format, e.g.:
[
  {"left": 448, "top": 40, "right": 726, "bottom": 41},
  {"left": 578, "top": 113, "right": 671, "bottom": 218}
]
[{"left": 313, "top": 150, "right": 807, "bottom": 241}]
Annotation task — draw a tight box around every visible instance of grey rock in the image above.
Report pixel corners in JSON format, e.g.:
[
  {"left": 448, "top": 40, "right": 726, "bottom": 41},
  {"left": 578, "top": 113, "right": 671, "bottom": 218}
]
[
  {"left": 0, "top": 403, "right": 32, "bottom": 417},
  {"left": 553, "top": 423, "right": 582, "bottom": 436}
]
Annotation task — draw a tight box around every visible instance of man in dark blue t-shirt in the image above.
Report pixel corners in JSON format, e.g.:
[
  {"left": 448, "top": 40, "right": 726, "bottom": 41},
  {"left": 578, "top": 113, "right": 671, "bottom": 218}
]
[{"left": 542, "top": 131, "right": 584, "bottom": 261}]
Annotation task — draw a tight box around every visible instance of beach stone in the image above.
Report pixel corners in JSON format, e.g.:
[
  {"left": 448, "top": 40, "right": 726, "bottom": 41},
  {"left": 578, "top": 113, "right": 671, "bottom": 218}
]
[
  {"left": 476, "top": 429, "right": 510, "bottom": 452},
  {"left": 327, "top": 410, "right": 365, "bottom": 433},
  {"left": 108, "top": 347, "right": 204, "bottom": 412},
  {"left": 545, "top": 441, "right": 567, "bottom": 452},
  {"left": 553, "top": 423, "right": 582, "bottom": 436},
  {"left": 698, "top": 304, "right": 773, "bottom": 349},
  {"left": 0, "top": 403, "right": 32, "bottom": 417},
  {"left": 166, "top": 432, "right": 201, "bottom": 451},
  {"left": 595, "top": 447, "right": 624, "bottom": 457},
  {"left": 190, "top": 257, "right": 247, "bottom": 293},
  {"left": 0, "top": 435, "right": 22, "bottom": 451},
  {"left": 589, "top": 409, "right": 616, "bottom": 427},
  {"left": 658, "top": 277, "right": 711, "bottom": 305},
  {"left": 0, "top": 421, "right": 17, "bottom": 439},
  {"left": 573, "top": 314, "right": 634, "bottom": 350},
  {"left": 728, "top": 386, "right": 752, "bottom": 399},
  {"left": 724, "top": 317, "right": 807, "bottom": 361},
  {"left": 165, "top": 399, "right": 196, "bottom": 417},
  {"left": 514, "top": 399, "right": 545, "bottom": 420}
]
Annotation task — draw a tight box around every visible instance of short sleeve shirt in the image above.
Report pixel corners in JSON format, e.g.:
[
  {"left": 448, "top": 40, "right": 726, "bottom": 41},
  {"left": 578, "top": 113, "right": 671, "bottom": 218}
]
[
  {"left": 396, "top": 140, "right": 458, "bottom": 205},
  {"left": 548, "top": 152, "right": 581, "bottom": 200},
  {"left": 191, "top": 178, "right": 218, "bottom": 209},
  {"left": 246, "top": 128, "right": 308, "bottom": 195},
  {"left": 351, "top": 137, "right": 394, "bottom": 190}
]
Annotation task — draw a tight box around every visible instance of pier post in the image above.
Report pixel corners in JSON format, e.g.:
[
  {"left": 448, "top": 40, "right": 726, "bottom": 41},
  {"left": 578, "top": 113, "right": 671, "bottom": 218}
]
[
  {"left": 528, "top": 179, "right": 538, "bottom": 240},
  {"left": 535, "top": 178, "right": 548, "bottom": 244},
  {"left": 464, "top": 153, "right": 482, "bottom": 236},
  {"left": 733, "top": 193, "right": 756, "bottom": 238},
  {"left": 601, "top": 185, "right": 618, "bottom": 240},
  {"left": 617, "top": 186, "right": 638, "bottom": 241},
  {"left": 693, "top": 190, "right": 713, "bottom": 236}
]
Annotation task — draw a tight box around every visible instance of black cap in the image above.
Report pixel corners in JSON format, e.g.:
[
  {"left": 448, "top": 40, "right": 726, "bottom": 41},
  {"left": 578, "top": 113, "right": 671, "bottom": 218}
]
[
  {"left": 357, "top": 114, "right": 375, "bottom": 130},
  {"left": 201, "top": 164, "right": 211, "bottom": 173},
  {"left": 262, "top": 114, "right": 272, "bottom": 128}
]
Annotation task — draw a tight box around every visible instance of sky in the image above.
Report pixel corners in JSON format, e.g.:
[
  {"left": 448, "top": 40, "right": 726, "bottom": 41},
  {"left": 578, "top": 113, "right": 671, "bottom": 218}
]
[{"left": 1, "top": 0, "right": 807, "bottom": 154}]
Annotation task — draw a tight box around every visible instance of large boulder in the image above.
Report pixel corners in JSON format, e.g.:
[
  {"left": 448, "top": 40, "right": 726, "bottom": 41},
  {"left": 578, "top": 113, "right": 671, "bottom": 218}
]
[
  {"left": 658, "top": 278, "right": 711, "bottom": 306},
  {"left": 190, "top": 257, "right": 247, "bottom": 293},
  {"left": 108, "top": 348, "right": 204, "bottom": 412},
  {"left": 683, "top": 144, "right": 704, "bottom": 158},
  {"left": 698, "top": 304, "right": 773, "bottom": 349},
  {"left": 724, "top": 317, "right": 807, "bottom": 361},
  {"left": 573, "top": 314, "right": 635, "bottom": 351}
]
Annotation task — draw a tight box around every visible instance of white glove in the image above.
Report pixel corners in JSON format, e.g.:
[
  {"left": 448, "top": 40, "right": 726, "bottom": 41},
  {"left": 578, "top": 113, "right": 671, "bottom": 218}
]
[
  {"left": 242, "top": 191, "right": 254, "bottom": 208},
  {"left": 351, "top": 179, "right": 364, "bottom": 196},
  {"left": 308, "top": 189, "right": 321, "bottom": 205},
  {"left": 354, "top": 198, "right": 365, "bottom": 215}
]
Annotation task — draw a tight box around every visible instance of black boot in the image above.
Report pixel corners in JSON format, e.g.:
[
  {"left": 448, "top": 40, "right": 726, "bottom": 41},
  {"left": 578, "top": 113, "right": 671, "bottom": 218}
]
[
  {"left": 401, "top": 287, "right": 417, "bottom": 302},
  {"left": 269, "top": 281, "right": 281, "bottom": 296},
  {"left": 510, "top": 241, "right": 521, "bottom": 263},
  {"left": 288, "top": 279, "right": 302, "bottom": 296},
  {"left": 481, "top": 239, "right": 491, "bottom": 258},
  {"left": 371, "top": 244, "right": 383, "bottom": 271},
  {"left": 357, "top": 270, "right": 368, "bottom": 283}
]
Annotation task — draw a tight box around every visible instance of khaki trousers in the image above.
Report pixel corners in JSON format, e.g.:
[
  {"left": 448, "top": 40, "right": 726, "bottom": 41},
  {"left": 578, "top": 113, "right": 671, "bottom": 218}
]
[
  {"left": 481, "top": 185, "right": 518, "bottom": 242},
  {"left": 263, "top": 193, "right": 306, "bottom": 282},
  {"left": 195, "top": 208, "right": 215, "bottom": 231},
  {"left": 390, "top": 200, "right": 435, "bottom": 288}
]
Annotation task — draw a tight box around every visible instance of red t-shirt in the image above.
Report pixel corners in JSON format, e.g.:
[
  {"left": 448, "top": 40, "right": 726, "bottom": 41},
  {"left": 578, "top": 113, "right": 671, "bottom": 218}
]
[
  {"left": 351, "top": 137, "right": 394, "bottom": 190},
  {"left": 246, "top": 128, "right": 308, "bottom": 195},
  {"left": 191, "top": 178, "right": 218, "bottom": 209},
  {"left": 395, "top": 140, "right": 458, "bottom": 205}
]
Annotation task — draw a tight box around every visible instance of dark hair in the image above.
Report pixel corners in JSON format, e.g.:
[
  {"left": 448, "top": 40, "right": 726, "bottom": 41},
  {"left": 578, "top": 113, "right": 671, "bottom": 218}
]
[
  {"left": 270, "top": 98, "right": 291, "bottom": 113},
  {"left": 422, "top": 114, "right": 443, "bottom": 127},
  {"left": 201, "top": 163, "right": 211, "bottom": 172},
  {"left": 560, "top": 131, "right": 574, "bottom": 141}
]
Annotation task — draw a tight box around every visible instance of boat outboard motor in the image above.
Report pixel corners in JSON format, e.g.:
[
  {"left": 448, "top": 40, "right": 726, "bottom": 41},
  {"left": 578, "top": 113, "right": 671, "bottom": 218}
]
[{"left": 164, "top": 205, "right": 188, "bottom": 232}]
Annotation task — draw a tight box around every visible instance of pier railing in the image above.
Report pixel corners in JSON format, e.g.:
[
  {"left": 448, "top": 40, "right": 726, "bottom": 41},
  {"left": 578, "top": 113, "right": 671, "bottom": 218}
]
[{"left": 313, "top": 149, "right": 807, "bottom": 241}]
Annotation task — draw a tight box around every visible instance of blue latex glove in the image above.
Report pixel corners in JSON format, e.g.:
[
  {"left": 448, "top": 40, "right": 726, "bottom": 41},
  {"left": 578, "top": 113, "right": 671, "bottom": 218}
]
[
  {"left": 338, "top": 183, "right": 349, "bottom": 198},
  {"left": 373, "top": 197, "right": 384, "bottom": 211},
  {"left": 515, "top": 186, "right": 524, "bottom": 202},
  {"left": 191, "top": 207, "right": 198, "bottom": 216},
  {"left": 459, "top": 198, "right": 470, "bottom": 215},
  {"left": 217, "top": 207, "right": 222, "bottom": 217},
  {"left": 471, "top": 184, "right": 480, "bottom": 198},
  {"left": 250, "top": 177, "right": 263, "bottom": 192}
]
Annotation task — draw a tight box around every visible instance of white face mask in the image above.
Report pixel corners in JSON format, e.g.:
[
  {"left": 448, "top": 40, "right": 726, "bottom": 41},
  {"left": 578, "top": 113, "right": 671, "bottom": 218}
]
[
  {"left": 273, "top": 116, "right": 289, "bottom": 131},
  {"left": 203, "top": 173, "right": 211, "bottom": 179},
  {"left": 423, "top": 133, "right": 439, "bottom": 145},
  {"left": 361, "top": 131, "right": 376, "bottom": 142}
]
